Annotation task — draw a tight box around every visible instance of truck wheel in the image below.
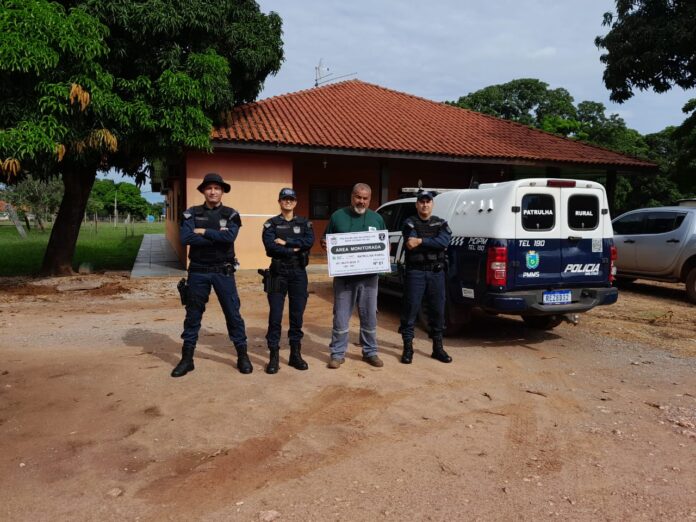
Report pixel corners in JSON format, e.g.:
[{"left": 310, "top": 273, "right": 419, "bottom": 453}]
[
  {"left": 522, "top": 315, "right": 563, "bottom": 330},
  {"left": 686, "top": 267, "right": 696, "bottom": 304}
]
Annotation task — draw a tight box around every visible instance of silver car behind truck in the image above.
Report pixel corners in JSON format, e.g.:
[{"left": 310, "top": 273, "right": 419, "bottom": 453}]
[{"left": 612, "top": 206, "right": 696, "bottom": 303}]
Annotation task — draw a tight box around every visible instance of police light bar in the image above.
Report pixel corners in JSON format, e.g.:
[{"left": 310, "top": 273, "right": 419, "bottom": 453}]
[{"left": 547, "top": 180, "right": 576, "bottom": 188}]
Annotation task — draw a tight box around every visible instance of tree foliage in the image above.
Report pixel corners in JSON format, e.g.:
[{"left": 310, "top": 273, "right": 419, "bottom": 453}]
[
  {"left": 90, "top": 178, "right": 152, "bottom": 220},
  {"left": 1, "top": 175, "right": 64, "bottom": 229},
  {"left": 595, "top": 0, "right": 696, "bottom": 103},
  {"left": 0, "top": 0, "right": 284, "bottom": 274},
  {"left": 453, "top": 79, "right": 577, "bottom": 131},
  {"left": 595, "top": 0, "right": 696, "bottom": 197}
]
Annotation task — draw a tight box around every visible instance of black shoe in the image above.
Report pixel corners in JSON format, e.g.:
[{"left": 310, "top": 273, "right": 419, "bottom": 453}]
[
  {"left": 289, "top": 343, "right": 309, "bottom": 370},
  {"left": 266, "top": 347, "right": 280, "bottom": 374},
  {"left": 431, "top": 337, "right": 452, "bottom": 363},
  {"left": 236, "top": 346, "right": 253, "bottom": 374},
  {"left": 401, "top": 340, "right": 414, "bottom": 364},
  {"left": 171, "top": 345, "right": 195, "bottom": 377}
]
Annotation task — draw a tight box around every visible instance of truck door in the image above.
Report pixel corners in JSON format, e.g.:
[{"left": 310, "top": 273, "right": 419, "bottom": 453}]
[
  {"left": 513, "top": 186, "right": 562, "bottom": 288},
  {"left": 611, "top": 211, "right": 643, "bottom": 271},
  {"left": 560, "top": 187, "right": 606, "bottom": 284},
  {"left": 634, "top": 211, "right": 689, "bottom": 273},
  {"left": 377, "top": 202, "right": 404, "bottom": 289}
]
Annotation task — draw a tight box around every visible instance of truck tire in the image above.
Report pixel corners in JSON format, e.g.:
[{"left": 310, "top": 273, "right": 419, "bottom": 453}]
[
  {"left": 522, "top": 315, "right": 563, "bottom": 330},
  {"left": 686, "top": 267, "right": 696, "bottom": 304}
]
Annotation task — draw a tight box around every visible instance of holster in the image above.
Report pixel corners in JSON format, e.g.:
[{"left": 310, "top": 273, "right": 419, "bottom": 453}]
[
  {"left": 259, "top": 267, "right": 287, "bottom": 294},
  {"left": 177, "top": 277, "right": 188, "bottom": 306}
]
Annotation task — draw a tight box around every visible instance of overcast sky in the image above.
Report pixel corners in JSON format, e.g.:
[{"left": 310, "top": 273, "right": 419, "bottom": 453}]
[
  {"left": 257, "top": 0, "right": 693, "bottom": 136},
  {"left": 128, "top": 0, "right": 694, "bottom": 202}
]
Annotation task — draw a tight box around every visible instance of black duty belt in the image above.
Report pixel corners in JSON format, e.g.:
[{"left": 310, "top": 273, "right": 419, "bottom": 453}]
[
  {"left": 189, "top": 263, "right": 233, "bottom": 274},
  {"left": 407, "top": 262, "right": 444, "bottom": 272},
  {"left": 271, "top": 257, "right": 303, "bottom": 269}
]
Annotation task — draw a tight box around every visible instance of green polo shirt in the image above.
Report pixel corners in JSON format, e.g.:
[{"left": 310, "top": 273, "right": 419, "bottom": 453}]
[{"left": 325, "top": 207, "right": 386, "bottom": 234}]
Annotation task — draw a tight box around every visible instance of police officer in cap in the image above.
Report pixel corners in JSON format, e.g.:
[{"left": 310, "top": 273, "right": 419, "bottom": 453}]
[
  {"left": 171, "top": 172, "right": 252, "bottom": 377},
  {"left": 261, "top": 188, "right": 315, "bottom": 374},
  {"left": 399, "top": 190, "right": 453, "bottom": 364}
]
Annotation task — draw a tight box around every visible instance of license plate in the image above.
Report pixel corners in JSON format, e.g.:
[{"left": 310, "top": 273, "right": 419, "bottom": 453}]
[{"left": 542, "top": 290, "right": 571, "bottom": 305}]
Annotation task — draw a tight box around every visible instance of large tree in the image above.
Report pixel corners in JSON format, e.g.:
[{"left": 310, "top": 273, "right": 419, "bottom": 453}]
[
  {"left": 595, "top": 0, "right": 696, "bottom": 193},
  {"left": 0, "top": 0, "right": 283, "bottom": 274},
  {"left": 594, "top": 0, "right": 696, "bottom": 103},
  {"left": 91, "top": 178, "right": 151, "bottom": 220},
  {"left": 452, "top": 78, "right": 577, "bottom": 131}
]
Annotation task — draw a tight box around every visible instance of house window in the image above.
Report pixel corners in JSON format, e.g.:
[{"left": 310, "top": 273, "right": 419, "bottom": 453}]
[{"left": 310, "top": 186, "right": 352, "bottom": 219}]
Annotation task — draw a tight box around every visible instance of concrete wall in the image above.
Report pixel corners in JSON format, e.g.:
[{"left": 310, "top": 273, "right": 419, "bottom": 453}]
[{"left": 185, "top": 151, "right": 293, "bottom": 269}]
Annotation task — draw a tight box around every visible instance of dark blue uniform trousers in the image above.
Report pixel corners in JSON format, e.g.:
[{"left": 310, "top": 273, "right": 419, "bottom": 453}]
[
  {"left": 400, "top": 268, "right": 446, "bottom": 342},
  {"left": 266, "top": 268, "right": 308, "bottom": 348},
  {"left": 181, "top": 271, "right": 247, "bottom": 348}
]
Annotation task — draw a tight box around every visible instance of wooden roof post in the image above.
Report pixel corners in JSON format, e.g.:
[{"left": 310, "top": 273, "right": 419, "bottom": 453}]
[{"left": 605, "top": 169, "right": 617, "bottom": 216}]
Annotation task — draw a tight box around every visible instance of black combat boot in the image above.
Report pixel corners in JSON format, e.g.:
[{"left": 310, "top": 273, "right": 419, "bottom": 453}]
[
  {"left": 401, "top": 340, "right": 414, "bottom": 364},
  {"left": 171, "top": 344, "right": 195, "bottom": 377},
  {"left": 236, "top": 345, "right": 253, "bottom": 374},
  {"left": 431, "top": 337, "right": 452, "bottom": 363},
  {"left": 266, "top": 347, "right": 280, "bottom": 374},
  {"left": 288, "top": 343, "right": 309, "bottom": 370}
]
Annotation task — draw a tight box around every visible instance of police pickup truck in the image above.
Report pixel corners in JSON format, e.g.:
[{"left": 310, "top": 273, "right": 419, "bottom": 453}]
[{"left": 377, "top": 179, "right": 619, "bottom": 332}]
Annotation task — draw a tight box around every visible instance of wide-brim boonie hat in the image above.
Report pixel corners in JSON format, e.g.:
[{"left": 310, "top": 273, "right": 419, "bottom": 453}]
[{"left": 197, "top": 173, "right": 230, "bottom": 193}]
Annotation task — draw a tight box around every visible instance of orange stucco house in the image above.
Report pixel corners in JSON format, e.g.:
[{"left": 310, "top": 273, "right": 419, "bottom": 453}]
[{"left": 160, "top": 80, "right": 655, "bottom": 270}]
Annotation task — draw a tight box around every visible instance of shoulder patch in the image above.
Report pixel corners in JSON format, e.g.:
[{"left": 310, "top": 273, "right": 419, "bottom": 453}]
[
  {"left": 183, "top": 211, "right": 192, "bottom": 219},
  {"left": 263, "top": 221, "right": 271, "bottom": 229},
  {"left": 405, "top": 219, "right": 415, "bottom": 228},
  {"left": 444, "top": 223, "right": 452, "bottom": 234},
  {"left": 307, "top": 221, "right": 313, "bottom": 229}
]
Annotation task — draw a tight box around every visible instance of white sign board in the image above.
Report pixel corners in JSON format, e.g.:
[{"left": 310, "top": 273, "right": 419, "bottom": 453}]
[{"left": 326, "top": 230, "right": 390, "bottom": 277}]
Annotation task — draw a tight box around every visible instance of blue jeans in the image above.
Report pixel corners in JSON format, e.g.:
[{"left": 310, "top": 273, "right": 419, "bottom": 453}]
[
  {"left": 329, "top": 274, "right": 379, "bottom": 359},
  {"left": 181, "top": 271, "right": 247, "bottom": 348},
  {"left": 265, "top": 268, "right": 308, "bottom": 348},
  {"left": 400, "top": 268, "right": 445, "bottom": 341}
]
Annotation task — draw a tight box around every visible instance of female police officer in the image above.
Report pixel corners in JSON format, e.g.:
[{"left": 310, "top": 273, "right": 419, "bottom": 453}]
[{"left": 261, "top": 188, "right": 315, "bottom": 374}]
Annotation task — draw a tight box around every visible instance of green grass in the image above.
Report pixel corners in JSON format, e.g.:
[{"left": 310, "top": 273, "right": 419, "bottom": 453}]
[{"left": 0, "top": 221, "right": 165, "bottom": 276}]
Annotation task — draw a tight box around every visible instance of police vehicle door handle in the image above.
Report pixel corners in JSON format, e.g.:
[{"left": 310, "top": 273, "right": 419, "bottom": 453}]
[
  {"left": 567, "top": 236, "right": 581, "bottom": 241},
  {"left": 666, "top": 238, "right": 680, "bottom": 243},
  {"left": 623, "top": 239, "right": 635, "bottom": 244}
]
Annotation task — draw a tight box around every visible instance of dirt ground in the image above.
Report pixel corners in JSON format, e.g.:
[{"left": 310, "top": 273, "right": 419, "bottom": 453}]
[{"left": 0, "top": 272, "right": 694, "bottom": 521}]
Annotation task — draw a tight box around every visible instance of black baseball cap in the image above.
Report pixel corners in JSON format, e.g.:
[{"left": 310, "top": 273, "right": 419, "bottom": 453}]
[
  {"left": 416, "top": 190, "right": 434, "bottom": 201},
  {"left": 197, "top": 173, "right": 231, "bottom": 193},
  {"left": 278, "top": 187, "right": 297, "bottom": 200}
]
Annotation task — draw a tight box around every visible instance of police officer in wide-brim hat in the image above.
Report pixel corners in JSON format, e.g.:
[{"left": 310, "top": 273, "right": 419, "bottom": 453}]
[
  {"left": 399, "top": 190, "right": 453, "bottom": 364},
  {"left": 197, "top": 172, "right": 231, "bottom": 193},
  {"left": 171, "top": 172, "right": 252, "bottom": 377},
  {"left": 261, "top": 187, "right": 315, "bottom": 374}
]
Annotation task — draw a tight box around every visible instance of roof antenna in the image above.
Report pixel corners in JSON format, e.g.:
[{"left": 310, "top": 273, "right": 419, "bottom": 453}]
[{"left": 314, "top": 58, "right": 357, "bottom": 87}]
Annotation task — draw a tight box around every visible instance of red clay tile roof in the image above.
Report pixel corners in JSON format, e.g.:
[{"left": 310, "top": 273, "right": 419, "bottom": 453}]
[{"left": 214, "top": 80, "right": 654, "bottom": 170}]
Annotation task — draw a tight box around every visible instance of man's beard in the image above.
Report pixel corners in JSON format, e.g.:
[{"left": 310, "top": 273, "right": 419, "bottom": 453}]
[{"left": 352, "top": 206, "right": 367, "bottom": 215}]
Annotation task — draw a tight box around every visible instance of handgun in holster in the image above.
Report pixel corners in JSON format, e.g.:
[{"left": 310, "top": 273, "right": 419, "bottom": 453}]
[
  {"left": 258, "top": 269, "right": 270, "bottom": 293},
  {"left": 177, "top": 277, "right": 188, "bottom": 306}
]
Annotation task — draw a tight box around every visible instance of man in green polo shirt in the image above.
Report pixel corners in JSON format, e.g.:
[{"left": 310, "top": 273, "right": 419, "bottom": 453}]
[{"left": 322, "top": 183, "right": 387, "bottom": 368}]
